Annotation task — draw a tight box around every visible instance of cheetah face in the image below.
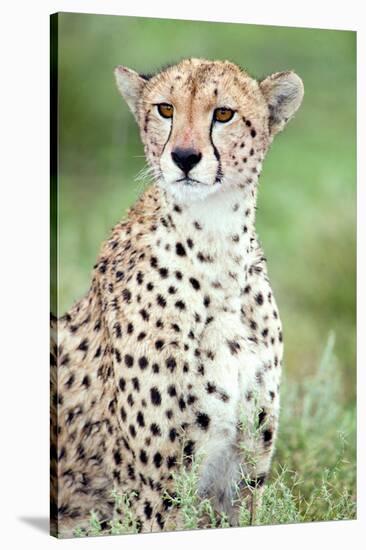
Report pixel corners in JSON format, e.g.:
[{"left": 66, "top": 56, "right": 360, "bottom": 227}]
[{"left": 115, "top": 59, "right": 303, "bottom": 203}]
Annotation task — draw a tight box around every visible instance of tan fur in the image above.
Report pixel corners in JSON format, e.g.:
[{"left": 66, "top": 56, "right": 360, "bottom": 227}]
[{"left": 51, "top": 58, "right": 303, "bottom": 536}]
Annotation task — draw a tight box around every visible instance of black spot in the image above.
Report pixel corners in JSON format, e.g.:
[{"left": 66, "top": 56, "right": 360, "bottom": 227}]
[
  {"left": 129, "top": 424, "right": 136, "bottom": 438},
  {"left": 139, "top": 308, "right": 149, "bottom": 321},
  {"left": 159, "top": 267, "right": 169, "bottom": 278},
  {"left": 156, "top": 511, "right": 164, "bottom": 529},
  {"left": 251, "top": 129, "right": 256, "bottom": 138},
  {"left": 258, "top": 410, "right": 267, "bottom": 426},
  {"left": 127, "top": 464, "right": 135, "bottom": 480},
  {"left": 150, "top": 423, "right": 161, "bottom": 436},
  {"left": 263, "top": 430, "right": 273, "bottom": 444},
  {"left": 113, "top": 450, "right": 122, "bottom": 465},
  {"left": 157, "top": 294, "right": 167, "bottom": 308},
  {"left": 206, "top": 382, "right": 216, "bottom": 394},
  {"left": 155, "top": 339, "right": 164, "bottom": 350},
  {"left": 140, "top": 449, "right": 148, "bottom": 464},
  {"left": 169, "top": 428, "right": 177, "bottom": 442},
  {"left": 178, "top": 397, "right": 186, "bottom": 410},
  {"left": 77, "top": 339, "right": 88, "bottom": 352},
  {"left": 94, "top": 346, "right": 102, "bottom": 359},
  {"left": 132, "top": 377, "right": 140, "bottom": 391},
  {"left": 98, "top": 262, "right": 107, "bottom": 274},
  {"left": 189, "top": 277, "right": 200, "bottom": 290},
  {"left": 122, "top": 288, "right": 132, "bottom": 303},
  {"left": 81, "top": 375, "right": 90, "bottom": 388},
  {"left": 166, "top": 356, "right": 177, "bottom": 372},
  {"left": 250, "top": 320, "right": 258, "bottom": 331},
  {"left": 196, "top": 412, "right": 210, "bottom": 430},
  {"left": 175, "top": 270, "right": 183, "bottom": 280},
  {"left": 176, "top": 242, "right": 186, "bottom": 256},
  {"left": 183, "top": 440, "right": 195, "bottom": 459},
  {"left": 203, "top": 296, "right": 210, "bottom": 307},
  {"left": 138, "top": 356, "right": 148, "bottom": 370},
  {"left": 127, "top": 322, "right": 134, "bottom": 334},
  {"left": 168, "top": 385, "right": 177, "bottom": 397},
  {"left": 227, "top": 339, "right": 241, "bottom": 355},
  {"left": 137, "top": 411, "right": 145, "bottom": 427},
  {"left": 65, "top": 374, "right": 74, "bottom": 388},
  {"left": 150, "top": 387, "right": 162, "bottom": 406},
  {"left": 153, "top": 452, "right": 163, "bottom": 468},
  {"left": 137, "top": 331, "right": 146, "bottom": 341},
  {"left": 114, "top": 322, "right": 122, "bottom": 338},
  {"left": 167, "top": 456, "right": 177, "bottom": 469},
  {"left": 120, "top": 407, "right": 127, "bottom": 421},
  {"left": 60, "top": 353, "right": 69, "bottom": 366},
  {"left": 124, "top": 354, "right": 134, "bottom": 367},
  {"left": 256, "top": 293, "right": 264, "bottom": 305},
  {"left": 187, "top": 238, "right": 194, "bottom": 249},
  {"left": 175, "top": 300, "right": 186, "bottom": 310},
  {"left": 144, "top": 500, "right": 153, "bottom": 520},
  {"left": 116, "top": 270, "right": 124, "bottom": 282}
]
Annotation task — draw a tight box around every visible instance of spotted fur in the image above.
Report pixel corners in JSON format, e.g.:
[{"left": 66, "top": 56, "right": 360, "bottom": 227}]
[{"left": 50, "top": 58, "right": 303, "bottom": 536}]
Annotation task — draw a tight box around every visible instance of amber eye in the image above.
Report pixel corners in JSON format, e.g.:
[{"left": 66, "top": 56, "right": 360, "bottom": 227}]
[
  {"left": 214, "top": 107, "right": 235, "bottom": 123},
  {"left": 157, "top": 103, "right": 174, "bottom": 119}
]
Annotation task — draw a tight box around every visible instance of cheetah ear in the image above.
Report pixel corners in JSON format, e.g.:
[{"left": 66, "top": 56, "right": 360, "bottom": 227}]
[
  {"left": 114, "top": 66, "right": 148, "bottom": 122},
  {"left": 259, "top": 71, "right": 304, "bottom": 135}
]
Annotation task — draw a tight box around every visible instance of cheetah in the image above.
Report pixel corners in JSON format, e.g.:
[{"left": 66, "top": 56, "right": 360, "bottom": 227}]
[{"left": 50, "top": 58, "right": 303, "bottom": 537}]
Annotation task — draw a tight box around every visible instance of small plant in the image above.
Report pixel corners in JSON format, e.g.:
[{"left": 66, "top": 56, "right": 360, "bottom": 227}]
[
  {"left": 254, "top": 466, "right": 300, "bottom": 526},
  {"left": 72, "top": 489, "right": 139, "bottom": 537},
  {"left": 163, "top": 453, "right": 230, "bottom": 530}
]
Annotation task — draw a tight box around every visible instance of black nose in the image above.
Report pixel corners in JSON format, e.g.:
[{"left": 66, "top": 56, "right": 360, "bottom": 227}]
[{"left": 171, "top": 148, "right": 202, "bottom": 175}]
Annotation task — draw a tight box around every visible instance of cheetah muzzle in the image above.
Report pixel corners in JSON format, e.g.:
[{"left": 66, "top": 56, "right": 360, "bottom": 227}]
[{"left": 51, "top": 57, "right": 303, "bottom": 537}]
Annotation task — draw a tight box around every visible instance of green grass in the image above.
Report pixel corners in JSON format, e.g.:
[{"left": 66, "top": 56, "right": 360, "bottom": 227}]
[{"left": 71, "top": 334, "right": 356, "bottom": 537}]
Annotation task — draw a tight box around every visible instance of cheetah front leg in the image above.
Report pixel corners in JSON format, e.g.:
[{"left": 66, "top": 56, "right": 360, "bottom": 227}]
[
  {"left": 233, "top": 376, "right": 280, "bottom": 526},
  {"left": 190, "top": 310, "right": 262, "bottom": 524}
]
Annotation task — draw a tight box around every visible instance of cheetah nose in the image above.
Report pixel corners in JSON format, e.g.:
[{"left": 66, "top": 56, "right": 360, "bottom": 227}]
[{"left": 171, "top": 148, "right": 202, "bottom": 175}]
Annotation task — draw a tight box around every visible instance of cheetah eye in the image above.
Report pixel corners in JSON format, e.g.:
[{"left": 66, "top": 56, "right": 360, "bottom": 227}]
[
  {"left": 157, "top": 103, "right": 174, "bottom": 119},
  {"left": 214, "top": 107, "right": 235, "bottom": 123}
]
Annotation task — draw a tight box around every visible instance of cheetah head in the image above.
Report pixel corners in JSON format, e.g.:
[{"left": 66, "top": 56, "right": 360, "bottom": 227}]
[{"left": 115, "top": 58, "right": 303, "bottom": 203}]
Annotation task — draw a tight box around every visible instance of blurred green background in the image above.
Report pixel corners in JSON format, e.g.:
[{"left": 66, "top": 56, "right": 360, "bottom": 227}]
[{"left": 54, "top": 13, "right": 356, "bottom": 406}]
